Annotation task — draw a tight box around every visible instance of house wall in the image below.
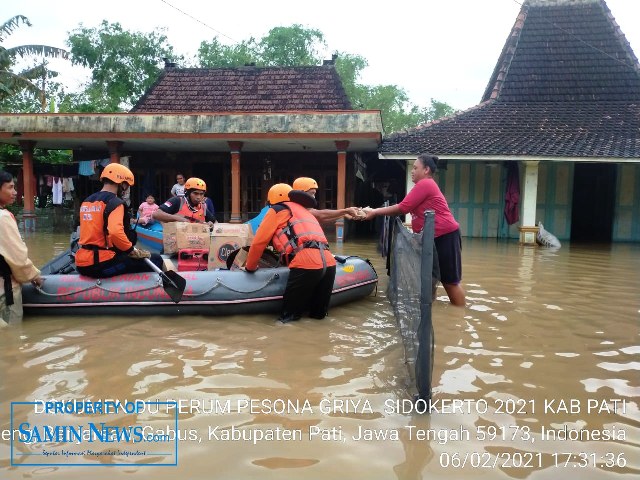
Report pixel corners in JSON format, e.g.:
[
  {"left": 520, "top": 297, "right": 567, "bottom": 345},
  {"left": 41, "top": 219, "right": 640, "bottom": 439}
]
[
  {"left": 534, "top": 162, "right": 573, "bottom": 241},
  {"left": 437, "top": 161, "right": 502, "bottom": 238},
  {"left": 614, "top": 163, "right": 640, "bottom": 241},
  {"left": 439, "top": 161, "right": 640, "bottom": 242}
]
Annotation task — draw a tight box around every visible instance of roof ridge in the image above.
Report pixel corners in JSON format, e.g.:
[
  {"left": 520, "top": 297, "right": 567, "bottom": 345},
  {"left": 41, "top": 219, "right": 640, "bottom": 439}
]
[
  {"left": 481, "top": 0, "right": 640, "bottom": 103},
  {"left": 481, "top": 6, "right": 527, "bottom": 102}
]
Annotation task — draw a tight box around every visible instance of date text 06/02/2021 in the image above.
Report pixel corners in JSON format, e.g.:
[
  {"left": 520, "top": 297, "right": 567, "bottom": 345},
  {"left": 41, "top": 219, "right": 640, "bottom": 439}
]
[{"left": 439, "top": 452, "right": 628, "bottom": 469}]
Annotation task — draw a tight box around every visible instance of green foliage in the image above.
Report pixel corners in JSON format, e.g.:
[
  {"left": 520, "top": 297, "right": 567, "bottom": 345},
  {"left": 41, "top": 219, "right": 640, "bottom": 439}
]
[
  {"left": 0, "top": 15, "right": 68, "bottom": 105},
  {"left": 196, "top": 26, "right": 456, "bottom": 133},
  {"left": 0, "top": 60, "right": 64, "bottom": 112},
  {"left": 67, "top": 20, "right": 177, "bottom": 111},
  {"left": 198, "top": 37, "right": 258, "bottom": 67},
  {"left": 425, "top": 99, "right": 456, "bottom": 121},
  {"left": 333, "top": 52, "right": 369, "bottom": 107},
  {"left": 258, "top": 25, "right": 325, "bottom": 67},
  {"left": 0, "top": 143, "right": 72, "bottom": 170},
  {"left": 198, "top": 24, "right": 326, "bottom": 68}
]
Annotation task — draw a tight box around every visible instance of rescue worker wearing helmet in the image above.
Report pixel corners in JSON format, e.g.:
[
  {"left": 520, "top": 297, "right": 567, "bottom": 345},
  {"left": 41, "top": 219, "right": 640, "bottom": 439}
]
[
  {"left": 291, "top": 177, "right": 361, "bottom": 223},
  {"left": 75, "top": 163, "right": 163, "bottom": 278},
  {"left": 245, "top": 183, "right": 337, "bottom": 323},
  {"left": 153, "top": 177, "right": 216, "bottom": 228}
]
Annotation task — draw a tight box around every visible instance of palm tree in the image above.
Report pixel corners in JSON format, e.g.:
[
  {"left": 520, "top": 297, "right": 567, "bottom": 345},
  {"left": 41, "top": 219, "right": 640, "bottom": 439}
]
[{"left": 0, "top": 15, "right": 68, "bottom": 109}]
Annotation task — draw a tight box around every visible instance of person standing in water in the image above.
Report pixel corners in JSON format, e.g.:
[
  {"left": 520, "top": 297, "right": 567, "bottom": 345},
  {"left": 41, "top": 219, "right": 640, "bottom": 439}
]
[
  {"left": 0, "top": 170, "right": 44, "bottom": 325},
  {"left": 364, "top": 154, "right": 465, "bottom": 306}
]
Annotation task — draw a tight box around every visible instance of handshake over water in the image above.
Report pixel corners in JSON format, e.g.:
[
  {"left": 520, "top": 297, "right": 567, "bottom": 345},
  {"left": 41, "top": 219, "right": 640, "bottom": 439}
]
[{"left": 346, "top": 207, "right": 375, "bottom": 221}]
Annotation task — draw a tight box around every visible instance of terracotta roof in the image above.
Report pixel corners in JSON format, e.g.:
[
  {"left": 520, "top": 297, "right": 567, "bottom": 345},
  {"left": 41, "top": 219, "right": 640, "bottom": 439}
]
[
  {"left": 131, "top": 65, "right": 352, "bottom": 112},
  {"left": 380, "top": 0, "right": 640, "bottom": 159},
  {"left": 380, "top": 101, "right": 640, "bottom": 158}
]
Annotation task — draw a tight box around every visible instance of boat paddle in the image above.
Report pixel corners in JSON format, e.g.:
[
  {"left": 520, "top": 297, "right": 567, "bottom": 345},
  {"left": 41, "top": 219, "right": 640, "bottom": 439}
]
[{"left": 144, "top": 258, "right": 186, "bottom": 303}]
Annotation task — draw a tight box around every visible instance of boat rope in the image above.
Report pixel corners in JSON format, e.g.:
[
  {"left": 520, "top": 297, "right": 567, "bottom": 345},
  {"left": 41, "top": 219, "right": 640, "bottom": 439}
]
[
  {"left": 182, "top": 273, "right": 281, "bottom": 297},
  {"left": 34, "top": 278, "right": 163, "bottom": 297}
]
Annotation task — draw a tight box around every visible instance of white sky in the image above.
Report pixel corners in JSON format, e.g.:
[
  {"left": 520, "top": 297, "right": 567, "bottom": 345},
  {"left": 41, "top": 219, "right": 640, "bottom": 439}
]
[{"left": 3, "top": 0, "right": 639, "bottom": 111}]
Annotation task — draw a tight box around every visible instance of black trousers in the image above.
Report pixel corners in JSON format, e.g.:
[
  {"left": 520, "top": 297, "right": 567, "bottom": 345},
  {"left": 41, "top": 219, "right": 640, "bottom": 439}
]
[
  {"left": 280, "top": 265, "right": 337, "bottom": 322},
  {"left": 77, "top": 253, "right": 163, "bottom": 278}
]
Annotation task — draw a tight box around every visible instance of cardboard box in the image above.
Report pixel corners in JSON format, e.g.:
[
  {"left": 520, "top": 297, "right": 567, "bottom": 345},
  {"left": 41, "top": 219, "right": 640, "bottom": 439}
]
[
  {"left": 208, "top": 223, "right": 254, "bottom": 270},
  {"left": 162, "top": 222, "right": 211, "bottom": 255}
]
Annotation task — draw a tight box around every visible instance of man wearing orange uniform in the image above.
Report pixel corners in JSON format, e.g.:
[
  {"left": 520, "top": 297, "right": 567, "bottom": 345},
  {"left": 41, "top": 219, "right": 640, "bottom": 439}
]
[
  {"left": 245, "top": 183, "right": 336, "bottom": 323},
  {"left": 75, "top": 163, "right": 163, "bottom": 278},
  {"left": 153, "top": 177, "right": 216, "bottom": 227}
]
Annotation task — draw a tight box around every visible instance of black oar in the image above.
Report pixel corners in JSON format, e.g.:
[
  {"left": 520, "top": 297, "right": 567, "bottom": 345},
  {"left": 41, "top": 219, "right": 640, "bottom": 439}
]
[{"left": 144, "top": 258, "right": 186, "bottom": 303}]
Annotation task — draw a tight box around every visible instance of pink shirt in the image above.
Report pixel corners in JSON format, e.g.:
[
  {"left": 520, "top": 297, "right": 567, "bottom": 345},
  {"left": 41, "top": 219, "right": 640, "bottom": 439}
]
[
  {"left": 397, "top": 178, "right": 459, "bottom": 237},
  {"left": 138, "top": 202, "right": 159, "bottom": 218}
]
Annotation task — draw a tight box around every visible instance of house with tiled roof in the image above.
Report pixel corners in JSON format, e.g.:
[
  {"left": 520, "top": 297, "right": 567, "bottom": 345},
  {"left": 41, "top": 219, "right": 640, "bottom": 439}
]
[
  {"left": 379, "top": 0, "right": 640, "bottom": 243},
  {"left": 131, "top": 65, "right": 353, "bottom": 112},
  {"left": 1, "top": 61, "right": 383, "bottom": 240}
]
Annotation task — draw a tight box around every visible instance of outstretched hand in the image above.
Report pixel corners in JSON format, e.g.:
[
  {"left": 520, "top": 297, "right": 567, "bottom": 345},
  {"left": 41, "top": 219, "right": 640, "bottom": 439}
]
[
  {"left": 344, "top": 207, "right": 360, "bottom": 220},
  {"left": 129, "top": 248, "right": 151, "bottom": 259},
  {"left": 362, "top": 207, "right": 376, "bottom": 221}
]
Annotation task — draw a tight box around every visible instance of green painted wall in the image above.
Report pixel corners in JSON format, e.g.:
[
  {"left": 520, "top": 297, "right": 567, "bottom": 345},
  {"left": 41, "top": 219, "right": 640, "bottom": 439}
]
[{"left": 437, "top": 161, "right": 640, "bottom": 242}]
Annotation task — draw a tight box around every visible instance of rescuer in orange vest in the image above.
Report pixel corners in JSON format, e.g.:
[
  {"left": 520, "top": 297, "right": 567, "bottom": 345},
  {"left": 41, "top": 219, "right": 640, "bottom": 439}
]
[
  {"left": 75, "top": 163, "right": 163, "bottom": 278},
  {"left": 153, "top": 177, "right": 216, "bottom": 227},
  {"left": 245, "top": 183, "right": 337, "bottom": 323}
]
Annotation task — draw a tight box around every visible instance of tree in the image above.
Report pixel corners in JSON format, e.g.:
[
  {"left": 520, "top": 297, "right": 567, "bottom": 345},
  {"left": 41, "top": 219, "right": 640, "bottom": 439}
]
[
  {"left": 66, "top": 21, "right": 177, "bottom": 111},
  {"left": 258, "top": 25, "right": 325, "bottom": 67},
  {"left": 196, "top": 26, "right": 455, "bottom": 133},
  {"left": 333, "top": 52, "right": 369, "bottom": 107},
  {"left": 424, "top": 99, "right": 456, "bottom": 122},
  {"left": 198, "top": 37, "right": 258, "bottom": 68},
  {"left": 0, "top": 15, "right": 68, "bottom": 108},
  {"left": 198, "top": 24, "right": 326, "bottom": 68}
]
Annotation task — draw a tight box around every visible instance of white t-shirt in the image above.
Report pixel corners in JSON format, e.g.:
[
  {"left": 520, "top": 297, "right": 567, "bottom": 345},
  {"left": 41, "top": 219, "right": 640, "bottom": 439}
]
[{"left": 171, "top": 183, "right": 185, "bottom": 197}]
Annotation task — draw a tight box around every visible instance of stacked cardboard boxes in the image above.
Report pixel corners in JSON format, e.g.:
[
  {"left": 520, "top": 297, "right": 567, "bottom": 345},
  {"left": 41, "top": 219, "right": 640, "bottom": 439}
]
[{"left": 208, "top": 223, "right": 254, "bottom": 270}]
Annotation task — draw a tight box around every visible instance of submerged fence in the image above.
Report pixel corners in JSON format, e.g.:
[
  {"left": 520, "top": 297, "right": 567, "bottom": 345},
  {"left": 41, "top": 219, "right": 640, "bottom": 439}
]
[{"left": 385, "top": 211, "right": 435, "bottom": 402}]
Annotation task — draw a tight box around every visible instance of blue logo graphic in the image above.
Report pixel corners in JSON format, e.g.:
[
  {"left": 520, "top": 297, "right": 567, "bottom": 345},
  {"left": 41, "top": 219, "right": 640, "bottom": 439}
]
[{"left": 10, "top": 401, "right": 179, "bottom": 467}]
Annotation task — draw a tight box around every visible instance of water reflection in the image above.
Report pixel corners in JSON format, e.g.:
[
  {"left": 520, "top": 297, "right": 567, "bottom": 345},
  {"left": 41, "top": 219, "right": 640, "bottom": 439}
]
[{"left": 0, "top": 234, "right": 637, "bottom": 478}]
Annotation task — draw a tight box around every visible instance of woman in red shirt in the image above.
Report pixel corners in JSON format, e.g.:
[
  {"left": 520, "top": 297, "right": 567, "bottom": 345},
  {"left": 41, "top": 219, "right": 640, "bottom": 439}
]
[{"left": 365, "top": 154, "right": 465, "bottom": 306}]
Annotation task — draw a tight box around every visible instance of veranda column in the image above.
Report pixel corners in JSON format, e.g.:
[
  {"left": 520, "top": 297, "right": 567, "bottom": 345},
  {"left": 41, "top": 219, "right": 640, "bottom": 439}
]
[
  {"left": 107, "top": 141, "right": 123, "bottom": 164},
  {"left": 518, "top": 160, "right": 540, "bottom": 245},
  {"left": 405, "top": 159, "right": 414, "bottom": 224},
  {"left": 18, "top": 140, "right": 37, "bottom": 231},
  {"left": 335, "top": 140, "right": 349, "bottom": 243},
  {"left": 228, "top": 141, "right": 243, "bottom": 223}
]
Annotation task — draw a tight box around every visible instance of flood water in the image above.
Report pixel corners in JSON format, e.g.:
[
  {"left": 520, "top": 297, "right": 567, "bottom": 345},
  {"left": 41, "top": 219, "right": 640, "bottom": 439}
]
[{"left": 1, "top": 232, "right": 638, "bottom": 479}]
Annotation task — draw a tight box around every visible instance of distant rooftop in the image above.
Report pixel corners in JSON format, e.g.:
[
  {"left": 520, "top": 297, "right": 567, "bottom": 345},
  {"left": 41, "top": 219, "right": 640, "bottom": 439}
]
[
  {"left": 380, "top": 0, "right": 640, "bottom": 159},
  {"left": 132, "top": 64, "right": 352, "bottom": 113}
]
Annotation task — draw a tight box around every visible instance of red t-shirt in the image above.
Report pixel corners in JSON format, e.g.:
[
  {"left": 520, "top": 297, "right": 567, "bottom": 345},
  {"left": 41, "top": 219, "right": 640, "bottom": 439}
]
[{"left": 397, "top": 178, "right": 459, "bottom": 237}]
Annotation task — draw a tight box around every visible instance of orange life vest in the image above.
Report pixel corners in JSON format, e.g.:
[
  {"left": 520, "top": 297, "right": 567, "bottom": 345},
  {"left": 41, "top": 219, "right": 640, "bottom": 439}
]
[
  {"left": 76, "top": 192, "right": 135, "bottom": 266},
  {"left": 178, "top": 197, "right": 207, "bottom": 223},
  {"left": 271, "top": 201, "right": 329, "bottom": 264}
]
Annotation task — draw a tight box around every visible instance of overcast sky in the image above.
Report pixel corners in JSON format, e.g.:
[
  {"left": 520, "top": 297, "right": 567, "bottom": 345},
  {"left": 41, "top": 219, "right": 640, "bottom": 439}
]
[{"left": 3, "top": 0, "right": 639, "bottom": 111}]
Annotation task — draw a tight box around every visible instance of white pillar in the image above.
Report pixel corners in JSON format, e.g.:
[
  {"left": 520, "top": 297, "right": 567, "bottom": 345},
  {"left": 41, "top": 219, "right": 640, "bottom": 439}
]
[
  {"left": 518, "top": 160, "right": 540, "bottom": 245},
  {"left": 405, "top": 160, "right": 414, "bottom": 224}
]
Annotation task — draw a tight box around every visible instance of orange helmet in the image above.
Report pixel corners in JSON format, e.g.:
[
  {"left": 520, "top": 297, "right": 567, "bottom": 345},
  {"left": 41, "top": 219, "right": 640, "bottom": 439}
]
[
  {"left": 184, "top": 177, "right": 206, "bottom": 191},
  {"left": 100, "top": 163, "right": 134, "bottom": 186},
  {"left": 267, "top": 183, "right": 292, "bottom": 205},
  {"left": 292, "top": 177, "right": 318, "bottom": 192}
]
